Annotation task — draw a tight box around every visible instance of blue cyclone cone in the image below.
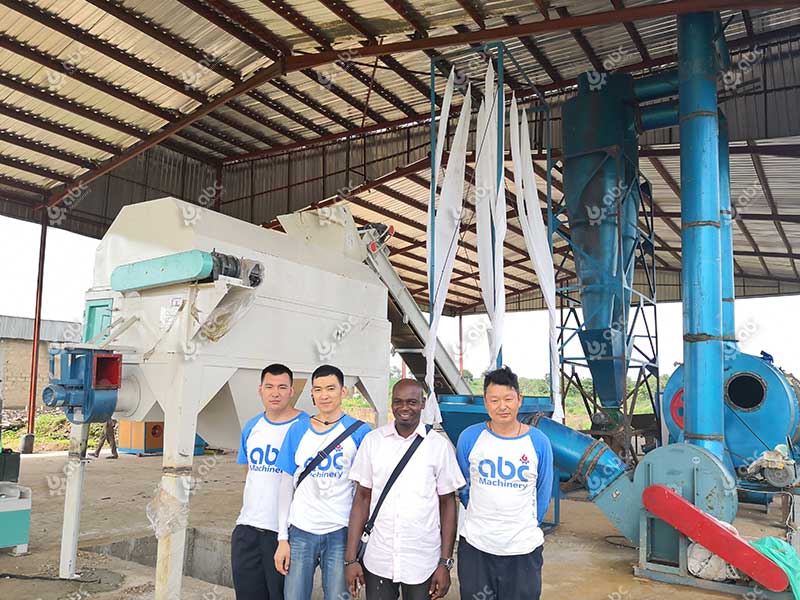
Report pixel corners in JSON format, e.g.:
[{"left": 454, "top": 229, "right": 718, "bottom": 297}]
[{"left": 562, "top": 73, "right": 641, "bottom": 413}]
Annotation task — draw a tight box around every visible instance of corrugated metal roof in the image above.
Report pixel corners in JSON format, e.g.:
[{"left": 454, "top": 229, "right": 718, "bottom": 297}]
[
  {"left": 0, "top": 1, "right": 798, "bottom": 312},
  {"left": 0, "top": 314, "right": 81, "bottom": 342}
]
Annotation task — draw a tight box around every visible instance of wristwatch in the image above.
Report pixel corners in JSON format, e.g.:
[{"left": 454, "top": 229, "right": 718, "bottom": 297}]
[
  {"left": 439, "top": 557, "right": 454, "bottom": 571},
  {"left": 344, "top": 559, "right": 360, "bottom": 567}
]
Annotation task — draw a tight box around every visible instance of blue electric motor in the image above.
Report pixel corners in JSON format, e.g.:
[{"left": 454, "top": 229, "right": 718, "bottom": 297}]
[{"left": 43, "top": 347, "right": 121, "bottom": 424}]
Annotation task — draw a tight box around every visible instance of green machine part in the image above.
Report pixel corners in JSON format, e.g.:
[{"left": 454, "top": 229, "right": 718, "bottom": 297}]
[
  {"left": 110, "top": 250, "right": 216, "bottom": 293},
  {"left": 83, "top": 298, "right": 114, "bottom": 342},
  {"left": 0, "top": 484, "right": 31, "bottom": 552}
]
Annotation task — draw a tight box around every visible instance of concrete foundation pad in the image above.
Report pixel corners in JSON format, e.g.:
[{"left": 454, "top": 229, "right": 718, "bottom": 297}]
[{"left": 0, "top": 451, "right": 786, "bottom": 599}]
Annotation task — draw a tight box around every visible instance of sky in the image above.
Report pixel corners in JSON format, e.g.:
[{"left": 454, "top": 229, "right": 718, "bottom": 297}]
[{"left": 1, "top": 214, "right": 798, "bottom": 380}]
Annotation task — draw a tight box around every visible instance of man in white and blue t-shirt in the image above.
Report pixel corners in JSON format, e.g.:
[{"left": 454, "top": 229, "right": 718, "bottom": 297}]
[
  {"left": 274, "top": 364, "right": 371, "bottom": 600},
  {"left": 232, "top": 363, "right": 308, "bottom": 600},
  {"left": 456, "top": 366, "right": 554, "bottom": 600}
]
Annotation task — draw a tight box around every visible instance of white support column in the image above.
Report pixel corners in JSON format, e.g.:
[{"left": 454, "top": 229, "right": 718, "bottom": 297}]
[
  {"left": 59, "top": 421, "right": 90, "bottom": 579},
  {"left": 153, "top": 362, "right": 202, "bottom": 600},
  {"left": 790, "top": 490, "right": 800, "bottom": 554},
  {"left": 356, "top": 376, "right": 390, "bottom": 426}
]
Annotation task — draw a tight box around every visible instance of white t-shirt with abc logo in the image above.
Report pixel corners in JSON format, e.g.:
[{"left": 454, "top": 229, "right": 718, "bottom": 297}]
[
  {"left": 236, "top": 412, "right": 308, "bottom": 531},
  {"left": 456, "top": 423, "right": 554, "bottom": 556},
  {"left": 277, "top": 415, "right": 371, "bottom": 535}
]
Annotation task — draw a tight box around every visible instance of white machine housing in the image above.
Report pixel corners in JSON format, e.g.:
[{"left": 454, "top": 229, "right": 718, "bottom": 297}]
[{"left": 90, "top": 197, "right": 391, "bottom": 449}]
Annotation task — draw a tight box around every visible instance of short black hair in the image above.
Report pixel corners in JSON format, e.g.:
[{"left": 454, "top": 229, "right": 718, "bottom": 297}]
[
  {"left": 483, "top": 366, "right": 520, "bottom": 394},
  {"left": 261, "top": 363, "right": 293, "bottom": 384},
  {"left": 312, "top": 364, "right": 344, "bottom": 387}
]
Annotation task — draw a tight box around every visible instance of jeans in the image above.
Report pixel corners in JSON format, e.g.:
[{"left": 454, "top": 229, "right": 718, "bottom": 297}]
[
  {"left": 231, "top": 524, "right": 284, "bottom": 600},
  {"left": 285, "top": 525, "right": 347, "bottom": 600}
]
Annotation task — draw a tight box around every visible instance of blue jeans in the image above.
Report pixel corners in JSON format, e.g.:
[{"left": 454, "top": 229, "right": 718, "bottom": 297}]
[{"left": 285, "top": 525, "right": 347, "bottom": 600}]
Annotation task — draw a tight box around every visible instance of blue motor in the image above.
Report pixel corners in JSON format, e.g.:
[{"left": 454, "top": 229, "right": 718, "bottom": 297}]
[{"left": 43, "top": 347, "right": 121, "bottom": 424}]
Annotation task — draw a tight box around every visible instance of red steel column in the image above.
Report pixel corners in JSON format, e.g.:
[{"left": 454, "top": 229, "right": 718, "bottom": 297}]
[
  {"left": 25, "top": 208, "right": 48, "bottom": 443},
  {"left": 458, "top": 314, "right": 464, "bottom": 375}
]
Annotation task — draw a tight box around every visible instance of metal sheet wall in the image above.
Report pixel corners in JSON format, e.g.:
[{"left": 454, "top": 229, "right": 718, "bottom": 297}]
[
  {"left": 220, "top": 123, "right": 431, "bottom": 225},
  {"left": 1, "top": 144, "right": 217, "bottom": 239},
  {"left": 458, "top": 270, "right": 800, "bottom": 315}
]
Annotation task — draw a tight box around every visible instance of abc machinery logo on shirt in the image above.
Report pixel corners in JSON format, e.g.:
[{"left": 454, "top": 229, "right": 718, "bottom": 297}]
[
  {"left": 476, "top": 454, "right": 532, "bottom": 489},
  {"left": 305, "top": 443, "right": 348, "bottom": 480},
  {"left": 249, "top": 444, "right": 281, "bottom": 473}
]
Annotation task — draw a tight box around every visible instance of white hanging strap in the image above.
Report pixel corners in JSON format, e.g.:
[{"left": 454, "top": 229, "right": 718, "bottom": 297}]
[
  {"left": 510, "top": 96, "right": 564, "bottom": 422},
  {"left": 423, "top": 85, "right": 473, "bottom": 425},
  {"left": 428, "top": 70, "right": 455, "bottom": 283}
]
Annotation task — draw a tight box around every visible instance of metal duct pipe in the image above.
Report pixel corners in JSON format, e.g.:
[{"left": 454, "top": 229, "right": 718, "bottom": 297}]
[
  {"left": 639, "top": 101, "right": 678, "bottom": 131},
  {"left": 533, "top": 416, "right": 628, "bottom": 498},
  {"left": 678, "top": 12, "right": 725, "bottom": 460},
  {"left": 714, "top": 13, "right": 732, "bottom": 71},
  {"left": 719, "top": 112, "right": 736, "bottom": 363},
  {"left": 634, "top": 70, "right": 678, "bottom": 102}
]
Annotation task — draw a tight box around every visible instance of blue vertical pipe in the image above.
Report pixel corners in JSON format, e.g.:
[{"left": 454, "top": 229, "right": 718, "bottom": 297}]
[
  {"left": 678, "top": 12, "right": 725, "bottom": 459},
  {"left": 719, "top": 112, "right": 736, "bottom": 364}
]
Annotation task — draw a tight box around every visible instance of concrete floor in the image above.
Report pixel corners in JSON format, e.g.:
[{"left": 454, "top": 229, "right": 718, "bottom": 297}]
[{"left": 0, "top": 451, "right": 787, "bottom": 599}]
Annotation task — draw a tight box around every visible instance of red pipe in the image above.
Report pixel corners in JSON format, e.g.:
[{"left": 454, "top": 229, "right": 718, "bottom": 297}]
[
  {"left": 458, "top": 314, "right": 464, "bottom": 375},
  {"left": 27, "top": 208, "right": 48, "bottom": 435},
  {"left": 287, "top": 0, "right": 788, "bottom": 69}
]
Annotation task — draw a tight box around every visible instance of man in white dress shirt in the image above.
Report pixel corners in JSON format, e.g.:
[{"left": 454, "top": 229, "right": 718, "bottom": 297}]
[{"left": 345, "top": 378, "right": 465, "bottom": 600}]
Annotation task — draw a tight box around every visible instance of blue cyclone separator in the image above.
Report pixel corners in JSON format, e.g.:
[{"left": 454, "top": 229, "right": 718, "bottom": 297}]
[{"left": 561, "top": 72, "right": 642, "bottom": 412}]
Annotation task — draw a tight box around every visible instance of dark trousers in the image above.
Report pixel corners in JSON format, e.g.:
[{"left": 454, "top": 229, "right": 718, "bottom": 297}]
[
  {"left": 231, "top": 524, "right": 284, "bottom": 600},
  {"left": 364, "top": 567, "right": 432, "bottom": 600},
  {"left": 457, "top": 537, "right": 543, "bottom": 600}
]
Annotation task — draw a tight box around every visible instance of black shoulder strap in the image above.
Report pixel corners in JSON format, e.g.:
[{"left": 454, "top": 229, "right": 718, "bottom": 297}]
[
  {"left": 296, "top": 419, "right": 364, "bottom": 487},
  {"left": 364, "top": 425, "right": 432, "bottom": 536}
]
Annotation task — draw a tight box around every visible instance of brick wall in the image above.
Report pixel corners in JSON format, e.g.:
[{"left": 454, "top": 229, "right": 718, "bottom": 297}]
[{"left": 0, "top": 339, "right": 51, "bottom": 410}]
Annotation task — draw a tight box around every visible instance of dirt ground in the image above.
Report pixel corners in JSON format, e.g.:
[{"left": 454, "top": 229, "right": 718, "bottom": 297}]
[{"left": 0, "top": 450, "right": 787, "bottom": 600}]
